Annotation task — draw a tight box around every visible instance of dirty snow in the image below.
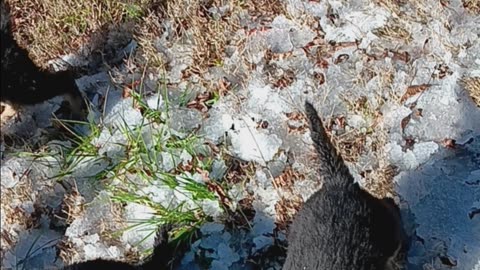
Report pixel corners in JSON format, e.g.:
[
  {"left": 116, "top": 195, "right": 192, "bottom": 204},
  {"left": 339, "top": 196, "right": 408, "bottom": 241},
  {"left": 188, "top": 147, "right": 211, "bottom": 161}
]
[{"left": 1, "top": 0, "right": 480, "bottom": 269}]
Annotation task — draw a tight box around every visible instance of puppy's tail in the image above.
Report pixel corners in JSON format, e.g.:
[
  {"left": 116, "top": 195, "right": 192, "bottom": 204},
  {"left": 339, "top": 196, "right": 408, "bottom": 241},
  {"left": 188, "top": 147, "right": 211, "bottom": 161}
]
[
  {"left": 142, "top": 224, "right": 196, "bottom": 270},
  {"left": 141, "top": 224, "right": 174, "bottom": 269},
  {"left": 304, "top": 101, "right": 354, "bottom": 187}
]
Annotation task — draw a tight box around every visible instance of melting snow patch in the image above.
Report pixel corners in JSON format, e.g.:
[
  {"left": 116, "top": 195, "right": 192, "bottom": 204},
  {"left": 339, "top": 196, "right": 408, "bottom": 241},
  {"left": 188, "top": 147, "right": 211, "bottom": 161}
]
[
  {"left": 65, "top": 191, "right": 117, "bottom": 238},
  {"left": 246, "top": 80, "right": 292, "bottom": 115},
  {"left": 385, "top": 141, "right": 439, "bottom": 171},
  {"left": 146, "top": 93, "right": 164, "bottom": 111},
  {"left": 201, "top": 199, "right": 224, "bottom": 220},
  {"left": 200, "top": 111, "right": 235, "bottom": 144},
  {"left": 121, "top": 203, "right": 157, "bottom": 251},
  {"left": 103, "top": 94, "right": 143, "bottom": 128},
  {"left": 228, "top": 116, "right": 282, "bottom": 166},
  {"left": 0, "top": 157, "right": 26, "bottom": 188}
]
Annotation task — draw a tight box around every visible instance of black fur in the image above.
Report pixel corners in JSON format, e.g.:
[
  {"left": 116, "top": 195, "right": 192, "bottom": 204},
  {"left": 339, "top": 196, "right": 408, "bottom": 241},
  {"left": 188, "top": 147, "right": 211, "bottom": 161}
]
[
  {"left": 0, "top": 0, "right": 84, "bottom": 117},
  {"left": 282, "top": 102, "right": 407, "bottom": 270},
  {"left": 63, "top": 224, "right": 185, "bottom": 270}
]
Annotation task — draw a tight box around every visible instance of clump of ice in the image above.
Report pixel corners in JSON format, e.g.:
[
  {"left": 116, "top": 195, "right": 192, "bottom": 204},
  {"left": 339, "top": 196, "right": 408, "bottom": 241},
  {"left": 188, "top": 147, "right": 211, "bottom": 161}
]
[
  {"left": 168, "top": 107, "right": 203, "bottom": 133},
  {"left": 1, "top": 157, "right": 26, "bottom": 188},
  {"left": 215, "top": 243, "right": 241, "bottom": 265},
  {"left": 201, "top": 199, "right": 224, "bottom": 220},
  {"left": 83, "top": 240, "right": 123, "bottom": 261},
  {"left": 104, "top": 97, "right": 143, "bottom": 128},
  {"left": 201, "top": 223, "right": 225, "bottom": 234},
  {"left": 146, "top": 93, "right": 164, "bottom": 111},
  {"left": 158, "top": 44, "right": 194, "bottom": 84},
  {"left": 121, "top": 203, "right": 157, "bottom": 251},
  {"left": 200, "top": 108, "right": 235, "bottom": 144},
  {"left": 246, "top": 80, "right": 292, "bottom": 115},
  {"left": 180, "top": 218, "right": 280, "bottom": 270},
  {"left": 140, "top": 182, "right": 176, "bottom": 209},
  {"left": 72, "top": 156, "right": 110, "bottom": 179},
  {"left": 161, "top": 149, "right": 192, "bottom": 172},
  {"left": 196, "top": 226, "right": 241, "bottom": 268},
  {"left": 228, "top": 116, "right": 282, "bottom": 166},
  {"left": 385, "top": 141, "right": 439, "bottom": 171},
  {"left": 91, "top": 129, "right": 127, "bottom": 162},
  {"left": 209, "top": 159, "right": 228, "bottom": 181},
  {"left": 266, "top": 15, "right": 316, "bottom": 53},
  {"left": 65, "top": 191, "right": 118, "bottom": 238}
]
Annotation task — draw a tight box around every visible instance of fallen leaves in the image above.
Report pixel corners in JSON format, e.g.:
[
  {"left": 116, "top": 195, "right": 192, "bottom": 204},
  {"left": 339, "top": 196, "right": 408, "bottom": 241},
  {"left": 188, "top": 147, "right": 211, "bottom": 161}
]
[
  {"left": 273, "top": 70, "right": 296, "bottom": 89},
  {"left": 400, "top": 114, "right": 411, "bottom": 132},
  {"left": 275, "top": 195, "right": 303, "bottom": 230},
  {"left": 400, "top": 84, "right": 432, "bottom": 103},
  {"left": 285, "top": 111, "right": 308, "bottom": 134},
  {"left": 441, "top": 138, "right": 456, "bottom": 149},
  {"left": 334, "top": 53, "right": 350, "bottom": 64},
  {"left": 273, "top": 166, "right": 305, "bottom": 191},
  {"left": 186, "top": 92, "right": 213, "bottom": 113},
  {"left": 462, "top": 76, "right": 480, "bottom": 107}
]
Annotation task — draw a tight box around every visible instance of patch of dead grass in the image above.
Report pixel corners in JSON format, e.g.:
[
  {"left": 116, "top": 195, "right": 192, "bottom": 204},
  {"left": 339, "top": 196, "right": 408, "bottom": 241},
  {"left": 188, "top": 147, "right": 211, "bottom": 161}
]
[
  {"left": 134, "top": 0, "right": 289, "bottom": 95},
  {"left": 224, "top": 157, "right": 256, "bottom": 185},
  {"left": 463, "top": 0, "right": 480, "bottom": 14},
  {"left": 6, "top": 0, "right": 152, "bottom": 66},
  {"left": 275, "top": 195, "right": 303, "bottom": 230},
  {"left": 55, "top": 184, "right": 85, "bottom": 226},
  {"left": 362, "top": 164, "right": 399, "bottom": 198},
  {"left": 133, "top": 9, "right": 167, "bottom": 73},
  {"left": 462, "top": 76, "right": 480, "bottom": 107},
  {"left": 272, "top": 166, "right": 306, "bottom": 191},
  {"left": 372, "top": 18, "right": 412, "bottom": 44},
  {"left": 159, "top": 0, "right": 244, "bottom": 75},
  {"left": 0, "top": 180, "right": 36, "bottom": 261},
  {"left": 57, "top": 239, "right": 79, "bottom": 266},
  {"left": 334, "top": 130, "right": 368, "bottom": 163},
  {"left": 372, "top": 0, "right": 407, "bottom": 15}
]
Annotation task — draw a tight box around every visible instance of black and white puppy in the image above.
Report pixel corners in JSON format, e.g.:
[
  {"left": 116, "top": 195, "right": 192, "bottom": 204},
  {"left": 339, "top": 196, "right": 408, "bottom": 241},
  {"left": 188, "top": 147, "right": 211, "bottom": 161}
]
[
  {"left": 283, "top": 102, "right": 407, "bottom": 270},
  {"left": 1, "top": 0, "right": 84, "bottom": 119}
]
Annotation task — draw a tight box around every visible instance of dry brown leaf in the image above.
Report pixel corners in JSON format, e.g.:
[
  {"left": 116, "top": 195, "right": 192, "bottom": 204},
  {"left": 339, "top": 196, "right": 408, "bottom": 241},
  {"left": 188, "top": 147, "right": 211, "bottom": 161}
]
[
  {"left": 335, "top": 116, "right": 346, "bottom": 129},
  {"left": 334, "top": 54, "right": 350, "bottom": 64},
  {"left": 275, "top": 195, "right": 303, "bottom": 229},
  {"left": 414, "top": 108, "right": 423, "bottom": 117},
  {"left": 403, "top": 136, "right": 415, "bottom": 150},
  {"left": 441, "top": 138, "right": 456, "bottom": 149},
  {"left": 400, "top": 84, "right": 432, "bottom": 103},
  {"left": 256, "top": 120, "right": 269, "bottom": 129},
  {"left": 286, "top": 112, "right": 307, "bottom": 134},
  {"left": 313, "top": 72, "right": 325, "bottom": 84},
  {"left": 273, "top": 166, "right": 305, "bottom": 190},
  {"left": 371, "top": 110, "right": 383, "bottom": 128},
  {"left": 433, "top": 64, "right": 452, "bottom": 79},
  {"left": 206, "top": 181, "right": 232, "bottom": 209},
  {"left": 400, "top": 114, "right": 412, "bottom": 131},
  {"left": 122, "top": 86, "right": 132, "bottom": 99},
  {"left": 330, "top": 40, "right": 359, "bottom": 52},
  {"left": 317, "top": 58, "right": 330, "bottom": 69},
  {"left": 388, "top": 49, "right": 410, "bottom": 63}
]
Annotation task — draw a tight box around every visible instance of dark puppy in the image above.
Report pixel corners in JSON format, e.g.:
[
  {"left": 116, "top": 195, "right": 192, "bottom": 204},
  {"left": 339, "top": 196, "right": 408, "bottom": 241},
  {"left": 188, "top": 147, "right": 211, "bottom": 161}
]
[
  {"left": 63, "top": 224, "right": 185, "bottom": 270},
  {"left": 1, "top": 0, "right": 84, "bottom": 118},
  {"left": 283, "top": 102, "right": 407, "bottom": 270}
]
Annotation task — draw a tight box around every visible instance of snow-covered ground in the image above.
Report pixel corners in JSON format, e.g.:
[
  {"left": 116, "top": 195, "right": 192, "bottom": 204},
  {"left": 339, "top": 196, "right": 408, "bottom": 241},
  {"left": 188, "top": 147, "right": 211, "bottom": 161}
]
[{"left": 1, "top": 0, "right": 479, "bottom": 269}]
